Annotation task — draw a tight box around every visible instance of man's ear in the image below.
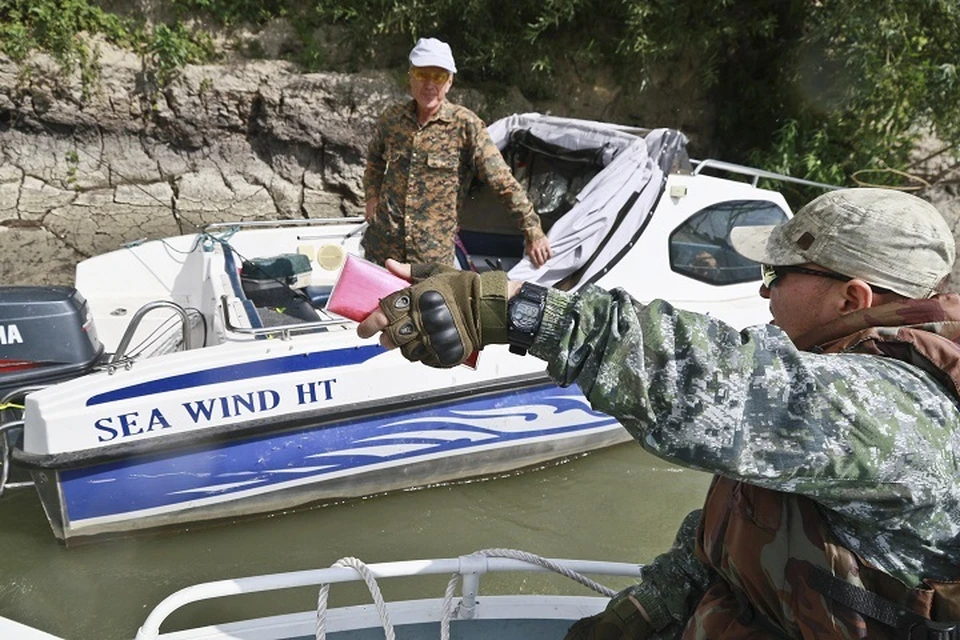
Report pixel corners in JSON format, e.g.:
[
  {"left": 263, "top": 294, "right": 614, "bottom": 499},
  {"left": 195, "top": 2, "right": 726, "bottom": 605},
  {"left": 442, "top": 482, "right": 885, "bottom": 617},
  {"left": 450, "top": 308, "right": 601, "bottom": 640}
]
[{"left": 839, "top": 279, "right": 874, "bottom": 314}]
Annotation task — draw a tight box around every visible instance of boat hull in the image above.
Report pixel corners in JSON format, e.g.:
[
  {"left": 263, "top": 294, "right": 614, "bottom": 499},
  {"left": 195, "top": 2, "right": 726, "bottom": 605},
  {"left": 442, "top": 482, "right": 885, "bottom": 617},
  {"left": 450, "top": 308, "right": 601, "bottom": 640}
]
[{"left": 27, "top": 380, "right": 628, "bottom": 543}]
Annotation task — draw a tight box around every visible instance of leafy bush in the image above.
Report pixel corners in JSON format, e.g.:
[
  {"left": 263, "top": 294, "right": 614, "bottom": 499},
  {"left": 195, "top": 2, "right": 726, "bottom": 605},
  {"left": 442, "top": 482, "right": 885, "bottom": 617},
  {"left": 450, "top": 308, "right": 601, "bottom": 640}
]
[
  {"left": 0, "top": 0, "right": 130, "bottom": 91},
  {"left": 0, "top": 0, "right": 216, "bottom": 91},
  {"left": 144, "top": 23, "right": 216, "bottom": 86},
  {"left": 3, "top": 0, "right": 958, "bottom": 191},
  {"left": 170, "top": 0, "right": 289, "bottom": 26},
  {"left": 749, "top": 0, "right": 960, "bottom": 189}
]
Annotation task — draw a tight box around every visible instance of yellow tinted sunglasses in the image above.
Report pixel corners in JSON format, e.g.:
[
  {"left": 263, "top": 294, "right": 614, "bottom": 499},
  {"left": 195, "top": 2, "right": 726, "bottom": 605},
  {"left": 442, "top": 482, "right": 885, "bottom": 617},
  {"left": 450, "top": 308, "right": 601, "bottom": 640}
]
[{"left": 409, "top": 68, "right": 451, "bottom": 84}]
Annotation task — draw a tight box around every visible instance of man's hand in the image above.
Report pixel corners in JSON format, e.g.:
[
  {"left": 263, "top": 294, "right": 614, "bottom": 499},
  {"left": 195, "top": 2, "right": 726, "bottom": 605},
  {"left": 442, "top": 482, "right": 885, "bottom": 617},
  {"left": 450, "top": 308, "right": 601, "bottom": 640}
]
[
  {"left": 357, "top": 260, "right": 512, "bottom": 368},
  {"left": 357, "top": 259, "right": 449, "bottom": 348},
  {"left": 526, "top": 235, "right": 552, "bottom": 267},
  {"left": 365, "top": 197, "right": 378, "bottom": 221}
]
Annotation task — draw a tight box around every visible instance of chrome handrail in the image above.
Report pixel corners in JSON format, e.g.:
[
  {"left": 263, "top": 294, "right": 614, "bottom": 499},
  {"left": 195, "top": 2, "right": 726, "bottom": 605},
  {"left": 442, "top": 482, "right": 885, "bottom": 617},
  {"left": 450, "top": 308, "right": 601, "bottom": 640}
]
[
  {"left": 112, "top": 301, "right": 195, "bottom": 363},
  {"left": 0, "top": 385, "right": 49, "bottom": 497},
  {"left": 202, "top": 217, "right": 365, "bottom": 233},
  {"left": 135, "top": 554, "right": 643, "bottom": 640},
  {"left": 691, "top": 158, "right": 841, "bottom": 191},
  {"left": 1, "top": 385, "right": 47, "bottom": 407},
  {"left": 0, "top": 419, "right": 28, "bottom": 498},
  {"left": 222, "top": 305, "right": 351, "bottom": 340}
]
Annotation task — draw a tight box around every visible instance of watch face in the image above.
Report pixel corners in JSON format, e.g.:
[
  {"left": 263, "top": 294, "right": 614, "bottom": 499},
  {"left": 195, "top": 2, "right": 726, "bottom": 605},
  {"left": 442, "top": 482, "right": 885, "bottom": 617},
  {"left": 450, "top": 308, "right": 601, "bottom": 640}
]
[{"left": 512, "top": 299, "right": 541, "bottom": 331}]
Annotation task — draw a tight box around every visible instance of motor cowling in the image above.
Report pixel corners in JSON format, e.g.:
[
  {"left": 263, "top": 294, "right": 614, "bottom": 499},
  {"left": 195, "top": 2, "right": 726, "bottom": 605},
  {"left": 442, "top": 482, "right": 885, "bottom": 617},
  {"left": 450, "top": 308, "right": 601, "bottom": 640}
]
[{"left": 0, "top": 286, "right": 104, "bottom": 398}]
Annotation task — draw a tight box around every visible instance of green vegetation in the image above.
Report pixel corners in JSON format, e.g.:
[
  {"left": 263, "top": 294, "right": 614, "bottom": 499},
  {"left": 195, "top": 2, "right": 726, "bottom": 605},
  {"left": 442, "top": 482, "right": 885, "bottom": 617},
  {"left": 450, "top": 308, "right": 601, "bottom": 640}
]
[
  {"left": 753, "top": 1, "right": 960, "bottom": 197},
  {"left": 144, "top": 22, "right": 215, "bottom": 86},
  {"left": 299, "top": 0, "right": 960, "bottom": 193},
  {"left": 0, "top": 0, "right": 215, "bottom": 92},
  {"left": 2, "top": 0, "right": 958, "bottom": 193},
  {"left": 0, "top": 0, "right": 125, "bottom": 97}
]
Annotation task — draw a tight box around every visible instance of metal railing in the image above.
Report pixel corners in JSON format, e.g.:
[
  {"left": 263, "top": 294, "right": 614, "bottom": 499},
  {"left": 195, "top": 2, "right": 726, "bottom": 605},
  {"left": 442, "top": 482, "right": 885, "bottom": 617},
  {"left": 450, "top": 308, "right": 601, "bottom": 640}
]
[
  {"left": 202, "top": 217, "right": 368, "bottom": 245},
  {"left": 221, "top": 295, "right": 351, "bottom": 340},
  {"left": 691, "top": 158, "right": 842, "bottom": 191},
  {"left": 111, "top": 300, "right": 196, "bottom": 364},
  {"left": 135, "top": 553, "right": 644, "bottom": 640},
  {"left": 0, "top": 385, "right": 47, "bottom": 497},
  {"left": 203, "top": 217, "right": 365, "bottom": 233}
]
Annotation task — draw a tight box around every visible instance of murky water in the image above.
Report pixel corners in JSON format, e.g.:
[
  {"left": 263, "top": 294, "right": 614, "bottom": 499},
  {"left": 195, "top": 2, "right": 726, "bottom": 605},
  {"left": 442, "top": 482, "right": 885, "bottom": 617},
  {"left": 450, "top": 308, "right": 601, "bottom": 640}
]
[{"left": 0, "top": 443, "right": 711, "bottom": 640}]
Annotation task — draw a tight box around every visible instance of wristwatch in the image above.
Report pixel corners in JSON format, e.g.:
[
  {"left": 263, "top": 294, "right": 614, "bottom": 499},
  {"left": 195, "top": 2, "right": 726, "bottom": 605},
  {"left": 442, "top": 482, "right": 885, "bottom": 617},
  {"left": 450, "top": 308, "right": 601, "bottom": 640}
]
[{"left": 507, "top": 282, "right": 548, "bottom": 355}]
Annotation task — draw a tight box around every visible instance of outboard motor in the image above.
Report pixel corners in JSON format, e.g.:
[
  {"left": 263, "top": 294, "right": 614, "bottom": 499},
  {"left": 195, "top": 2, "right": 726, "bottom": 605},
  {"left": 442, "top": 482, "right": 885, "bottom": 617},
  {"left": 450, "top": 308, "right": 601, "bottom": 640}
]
[{"left": 0, "top": 286, "right": 105, "bottom": 399}]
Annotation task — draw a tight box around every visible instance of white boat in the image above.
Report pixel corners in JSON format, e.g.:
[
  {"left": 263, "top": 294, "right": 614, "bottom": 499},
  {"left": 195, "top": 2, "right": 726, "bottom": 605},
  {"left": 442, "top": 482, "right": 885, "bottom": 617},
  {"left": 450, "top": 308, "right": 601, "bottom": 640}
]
[
  {"left": 0, "top": 616, "right": 63, "bottom": 640},
  {"left": 132, "top": 549, "right": 644, "bottom": 640},
  {"left": 0, "top": 113, "right": 833, "bottom": 544},
  {"left": 0, "top": 549, "right": 642, "bottom": 640}
]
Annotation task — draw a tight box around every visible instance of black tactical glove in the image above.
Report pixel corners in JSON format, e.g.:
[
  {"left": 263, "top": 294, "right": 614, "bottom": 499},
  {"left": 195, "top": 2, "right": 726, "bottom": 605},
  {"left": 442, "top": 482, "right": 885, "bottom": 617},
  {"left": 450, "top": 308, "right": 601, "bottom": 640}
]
[
  {"left": 564, "top": 587, "right": 654, "bottom": 640},
  {"left": 379, "top": 267, "right": 509, "bottom": 368}
]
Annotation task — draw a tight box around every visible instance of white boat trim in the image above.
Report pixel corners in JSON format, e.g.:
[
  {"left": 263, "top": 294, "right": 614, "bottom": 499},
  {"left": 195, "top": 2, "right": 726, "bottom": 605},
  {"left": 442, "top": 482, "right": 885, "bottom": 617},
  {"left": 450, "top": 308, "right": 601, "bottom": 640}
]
[
  {"left": 135, "top": 553, "right": 644, "bottom": 640},
  {"left": 0, "top": 616, "right": 64, "bottom": 640}
]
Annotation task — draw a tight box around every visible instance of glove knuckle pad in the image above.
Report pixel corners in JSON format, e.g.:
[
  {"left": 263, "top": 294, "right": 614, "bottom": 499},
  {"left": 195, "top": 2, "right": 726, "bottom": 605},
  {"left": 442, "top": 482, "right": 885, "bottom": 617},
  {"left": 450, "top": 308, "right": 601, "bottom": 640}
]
[{"left": 418, "top": 290, "right": 465, "bottom": 366}]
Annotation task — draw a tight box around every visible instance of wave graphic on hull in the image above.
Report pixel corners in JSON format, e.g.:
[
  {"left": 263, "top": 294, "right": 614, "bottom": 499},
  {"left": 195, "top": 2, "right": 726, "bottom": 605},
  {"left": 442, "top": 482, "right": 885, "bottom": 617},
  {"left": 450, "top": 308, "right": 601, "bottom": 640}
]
[{"left": 62, "top": 384, "right": 620, "bottom": 521}]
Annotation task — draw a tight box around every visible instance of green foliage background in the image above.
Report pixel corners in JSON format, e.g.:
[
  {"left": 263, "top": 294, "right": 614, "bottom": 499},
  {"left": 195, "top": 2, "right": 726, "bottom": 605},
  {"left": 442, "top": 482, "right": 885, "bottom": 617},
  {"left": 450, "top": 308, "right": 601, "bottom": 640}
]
[{"left": 2, "top": 0, "right": 958, "bottom": 191}]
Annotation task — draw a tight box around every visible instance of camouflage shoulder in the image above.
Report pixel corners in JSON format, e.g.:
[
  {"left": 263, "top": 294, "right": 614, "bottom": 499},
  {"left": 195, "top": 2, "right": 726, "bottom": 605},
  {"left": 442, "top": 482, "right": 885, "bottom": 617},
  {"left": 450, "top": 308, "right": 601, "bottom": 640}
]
[
  {"left": 379, "top": 100, "right": 415, "bottom": 124},
  {"left": 444, "top": 103, "right": 486, "bottom": 129}
]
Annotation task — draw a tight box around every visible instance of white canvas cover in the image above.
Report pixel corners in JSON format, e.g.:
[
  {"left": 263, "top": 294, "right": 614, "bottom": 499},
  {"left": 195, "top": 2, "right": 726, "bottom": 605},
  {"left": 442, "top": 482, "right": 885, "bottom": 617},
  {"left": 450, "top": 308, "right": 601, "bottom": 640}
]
[{"left": 487, "top": 113, "right": 688, "bottom": 288}]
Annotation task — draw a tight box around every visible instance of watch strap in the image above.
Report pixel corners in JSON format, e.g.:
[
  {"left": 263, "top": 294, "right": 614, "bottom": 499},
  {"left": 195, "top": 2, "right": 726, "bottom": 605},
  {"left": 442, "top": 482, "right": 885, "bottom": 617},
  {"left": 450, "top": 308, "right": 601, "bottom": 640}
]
[{"left": 477, "top": 270, "right": 509, "bottom": 345}]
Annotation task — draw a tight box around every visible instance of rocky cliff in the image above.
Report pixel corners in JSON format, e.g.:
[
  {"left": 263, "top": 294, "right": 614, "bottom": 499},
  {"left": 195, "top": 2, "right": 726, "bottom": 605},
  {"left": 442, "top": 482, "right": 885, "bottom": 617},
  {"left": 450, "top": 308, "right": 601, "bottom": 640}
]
[
  {"left": 0, "top": 44, "right": 492, "bottom": 285},
  {"left": 1, "top": 44, "right": 958, "bottom": 290}
]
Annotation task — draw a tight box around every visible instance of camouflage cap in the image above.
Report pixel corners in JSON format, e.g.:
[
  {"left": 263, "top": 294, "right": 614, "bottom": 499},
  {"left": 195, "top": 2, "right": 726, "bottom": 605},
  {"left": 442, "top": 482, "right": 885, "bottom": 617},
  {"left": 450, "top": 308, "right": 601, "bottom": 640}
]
[
  {"left": 409, "top": 38, "right": 457, "bottom": 74},
  {"left": 730, "top": 188, "right": 956, "bottom": 298}
]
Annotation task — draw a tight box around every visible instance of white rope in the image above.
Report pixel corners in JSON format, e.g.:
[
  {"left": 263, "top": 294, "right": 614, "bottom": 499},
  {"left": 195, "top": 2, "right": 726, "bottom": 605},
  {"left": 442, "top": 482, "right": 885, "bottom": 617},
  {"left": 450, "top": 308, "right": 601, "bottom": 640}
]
[
  {"left": 316, "top": 549, "right": 619, "bottom": 640},
  {"left": 316, "top": 557, "right": 396, "bottom": 640},
  {"left": 440, "top": 571, "right": 460, "bottom": 640},
  {"left": 439, "top": 548, "right": 618, "bottom": 640}
]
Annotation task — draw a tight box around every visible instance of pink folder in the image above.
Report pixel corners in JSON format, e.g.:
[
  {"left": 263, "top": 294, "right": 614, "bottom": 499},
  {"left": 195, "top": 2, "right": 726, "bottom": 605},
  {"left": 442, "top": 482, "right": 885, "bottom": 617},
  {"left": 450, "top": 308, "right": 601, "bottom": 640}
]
[
  {"left": 326, "top": 254, "right": 409, "bottom": 323},
  {"left": 326, "top": 254, "right": 479, "bottom": 368}
]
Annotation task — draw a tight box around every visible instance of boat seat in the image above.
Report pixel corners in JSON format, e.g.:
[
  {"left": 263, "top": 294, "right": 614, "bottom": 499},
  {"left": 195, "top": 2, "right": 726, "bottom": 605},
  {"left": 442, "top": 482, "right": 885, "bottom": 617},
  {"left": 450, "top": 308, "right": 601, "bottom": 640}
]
[
  {"left": 304, "top": 285, "right": 332, "bottom": 309},
  {"left": 239, "top": 284, "right": 324, "bottom": 324},
  {"left": 223, "top": 249, "right": 340, "bottom": 330},
  {"left": 458, "top": 229, "right": 523, "bottom": 273}
]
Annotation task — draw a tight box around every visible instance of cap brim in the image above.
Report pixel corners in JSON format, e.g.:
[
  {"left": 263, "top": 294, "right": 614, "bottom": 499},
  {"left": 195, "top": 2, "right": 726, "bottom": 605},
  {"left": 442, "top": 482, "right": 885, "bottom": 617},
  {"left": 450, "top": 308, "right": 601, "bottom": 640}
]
[
  {"left": 409, "top": 56, "right": 456, "bottom": 73},
  {"left": 730, "top": 224, "right": 805, "bottom": 265}
]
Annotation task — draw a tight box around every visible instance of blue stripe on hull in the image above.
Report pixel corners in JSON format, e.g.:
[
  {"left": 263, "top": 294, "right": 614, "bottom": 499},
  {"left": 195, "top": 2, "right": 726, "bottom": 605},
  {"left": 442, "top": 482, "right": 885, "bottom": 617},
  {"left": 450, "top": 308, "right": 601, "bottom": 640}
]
[
  {"left": 86, "top": 346, "right": 384, "bottom": 406},
  {"left": 61, "top": 384, "right": 617, "bottom": 522}
]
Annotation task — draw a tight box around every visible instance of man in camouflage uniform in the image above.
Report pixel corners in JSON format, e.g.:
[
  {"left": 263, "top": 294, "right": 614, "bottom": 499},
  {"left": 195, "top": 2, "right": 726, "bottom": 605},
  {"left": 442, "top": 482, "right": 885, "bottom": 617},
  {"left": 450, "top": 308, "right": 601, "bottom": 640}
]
[
  {"left": 358, "top": 188, "right": 960, "bottom": 639},
  {"left": 362, "top": 37, "right": 552, "bottom": 268}
]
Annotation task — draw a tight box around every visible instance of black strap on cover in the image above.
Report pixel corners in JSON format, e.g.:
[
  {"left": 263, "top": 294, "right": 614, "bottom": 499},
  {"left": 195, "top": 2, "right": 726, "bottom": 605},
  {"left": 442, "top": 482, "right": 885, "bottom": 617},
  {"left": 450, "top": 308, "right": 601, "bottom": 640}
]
[{"left": 808, "top": 567, "right": 960, "bottom": 640}]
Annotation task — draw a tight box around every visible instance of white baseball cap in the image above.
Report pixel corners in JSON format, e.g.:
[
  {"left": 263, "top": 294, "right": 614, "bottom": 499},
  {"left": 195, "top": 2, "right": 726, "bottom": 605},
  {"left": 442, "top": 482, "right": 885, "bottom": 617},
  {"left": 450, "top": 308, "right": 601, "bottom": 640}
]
[{"left": 409, "top": 38, "right": 457, "bottom": 74}]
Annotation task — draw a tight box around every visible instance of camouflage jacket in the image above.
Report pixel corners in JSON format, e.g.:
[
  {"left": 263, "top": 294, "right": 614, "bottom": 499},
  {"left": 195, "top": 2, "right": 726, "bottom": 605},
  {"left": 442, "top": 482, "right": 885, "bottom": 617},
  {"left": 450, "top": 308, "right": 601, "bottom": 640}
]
[
  {"left": 531, "top": 287, "right": 960, "bottom": 638},
  {"left": 361, "top": 100, "right": 544, "bottom": 265}
]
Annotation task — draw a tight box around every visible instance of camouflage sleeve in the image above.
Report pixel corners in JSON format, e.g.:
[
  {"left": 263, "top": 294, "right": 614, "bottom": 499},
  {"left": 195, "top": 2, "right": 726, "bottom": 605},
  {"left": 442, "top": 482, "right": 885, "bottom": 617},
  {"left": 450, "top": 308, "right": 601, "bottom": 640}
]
[
  {"left": 363, "top": 113, "right": 388, "bottom": 202},
  {"left": 467, "top": 118, "right": 545, "bottom": 242},
  {"left": 529, "top": 285, "right": 960, "bottom": 511},
  {"left": 630, "top": 509, "right": 712, "bottom": 634}
]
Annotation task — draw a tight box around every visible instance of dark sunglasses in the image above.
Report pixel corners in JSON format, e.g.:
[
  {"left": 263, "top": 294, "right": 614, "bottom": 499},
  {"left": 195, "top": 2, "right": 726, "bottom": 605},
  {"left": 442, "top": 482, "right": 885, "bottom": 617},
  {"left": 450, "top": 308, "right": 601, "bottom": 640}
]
[
  {"left": 760, "top": 264, "right": 851, "bottom": 288},
  {"left": 760, "top": 264, "right": 891, "bottom": 293}
]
